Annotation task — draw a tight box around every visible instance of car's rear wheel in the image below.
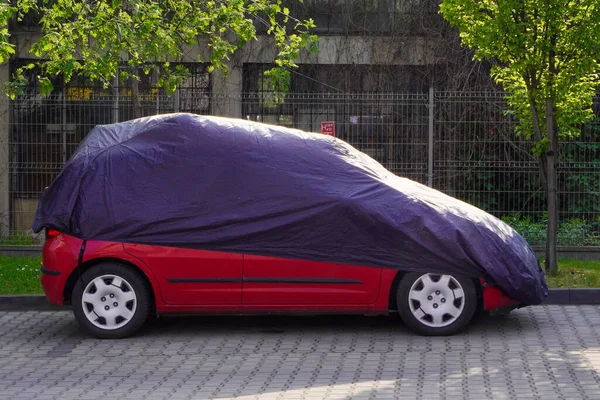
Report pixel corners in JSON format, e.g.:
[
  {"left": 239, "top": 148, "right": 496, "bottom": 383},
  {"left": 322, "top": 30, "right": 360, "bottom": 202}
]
[
  {"left": 72, "top": 263, "right": 151, "bottom": 339},
  {"left": 397, "top": 272, "right": 478, "bottom": 336}
]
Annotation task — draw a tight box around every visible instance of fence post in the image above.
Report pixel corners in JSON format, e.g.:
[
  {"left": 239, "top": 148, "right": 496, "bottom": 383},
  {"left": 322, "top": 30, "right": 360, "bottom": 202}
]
[
  {"left": 0, "top": 62, "right": 9, "bottom": 236},
  {"left": 428, "top": 87, "right": 434, "bottom": 187},
  {"left": 112, "top": 73, "right": 119, "bottom": 123},
  {"left": 62, "top": 85, "right": 67, "bottom": 165}
]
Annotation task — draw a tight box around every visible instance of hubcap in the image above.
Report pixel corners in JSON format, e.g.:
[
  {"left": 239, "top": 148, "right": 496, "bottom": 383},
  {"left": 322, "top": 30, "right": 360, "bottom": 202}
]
[
  {"left": 81, "top": 274, "right": 137, "bottom": 330},
  {"left": 408, "top": 274, "right": 465, "bottom": 328}
]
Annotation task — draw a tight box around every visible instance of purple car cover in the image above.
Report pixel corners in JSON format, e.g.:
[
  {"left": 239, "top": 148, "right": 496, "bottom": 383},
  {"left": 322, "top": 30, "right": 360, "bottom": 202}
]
[{"left": 32, "top": 113, "right": 547, "bottom": 304}]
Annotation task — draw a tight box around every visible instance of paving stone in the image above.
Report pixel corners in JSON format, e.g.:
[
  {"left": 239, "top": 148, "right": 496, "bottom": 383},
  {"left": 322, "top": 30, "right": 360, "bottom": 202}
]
[{"left": 1, "top": 306, "right": 600, "bottom": 399}]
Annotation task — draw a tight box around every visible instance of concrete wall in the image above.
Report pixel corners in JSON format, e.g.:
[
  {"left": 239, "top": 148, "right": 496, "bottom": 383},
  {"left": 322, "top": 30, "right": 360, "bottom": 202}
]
[
  {"left": 234, "top": 35, "right": 436, "bottom": 66},
  {"left": 205, "top": 35, "right": 436, "bottom": 119},
  {"left": 210, "top": 69, "right": 243, "bottom": 118},
  {"left": 531, "top": 247, "right": 600, "bottom": 261}
]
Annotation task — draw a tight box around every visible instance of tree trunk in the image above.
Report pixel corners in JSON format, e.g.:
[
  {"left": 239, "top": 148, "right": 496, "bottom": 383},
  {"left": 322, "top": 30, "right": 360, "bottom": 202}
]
[
  {"left": 545, "top": 97, "right": 558, "bottom": 275},
  {"left": 527, "top": 95, "right": 548, "bottom": 191},
  {"left": 123, "top": 0, "right": 141, "bottom": 119}
]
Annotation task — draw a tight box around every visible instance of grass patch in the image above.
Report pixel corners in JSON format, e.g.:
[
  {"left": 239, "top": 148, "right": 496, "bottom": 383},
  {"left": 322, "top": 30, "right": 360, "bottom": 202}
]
[
  {"left": 0, "top": 256, "right": 600, "bottom": 295},
  {"left": 544, "top": 258, "right": 600, "bottom": 289},
  {"left": 0, "top": 256, "right": 43, "bottom": 295}
]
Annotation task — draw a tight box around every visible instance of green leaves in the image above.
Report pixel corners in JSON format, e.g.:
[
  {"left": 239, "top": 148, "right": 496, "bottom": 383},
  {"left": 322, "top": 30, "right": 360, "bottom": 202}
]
[
  {"left": 0, "top": 1, "right": 18, "bottom": 63},
  {"left": 2, "top": 0, "right": 318, "bottom": 95},
  {"left": 440, "top": 0, "right": 600, "bottom": 152}
]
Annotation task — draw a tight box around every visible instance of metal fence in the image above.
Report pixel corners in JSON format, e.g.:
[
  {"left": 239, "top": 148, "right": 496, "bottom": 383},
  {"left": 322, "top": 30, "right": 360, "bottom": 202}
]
[{"left": 2, "top": 89, "right": 599, "bottom": 243}]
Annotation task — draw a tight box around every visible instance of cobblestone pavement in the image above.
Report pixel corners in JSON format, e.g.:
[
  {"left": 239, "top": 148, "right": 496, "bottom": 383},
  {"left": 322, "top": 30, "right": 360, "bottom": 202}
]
[{"left": 1, "top": 306, "right": 600, "bottom": 400}]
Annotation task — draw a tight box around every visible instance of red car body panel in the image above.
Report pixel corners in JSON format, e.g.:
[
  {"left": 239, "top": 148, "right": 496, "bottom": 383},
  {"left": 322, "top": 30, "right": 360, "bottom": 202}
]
[
  {"left": 124, "top": 244, "right": 243, "bottom": 305},
  {"left": 242, "top": 255, "right": 381, "bottom": 305},
  {"left": 41, "top": 233, "right": 519, "bottom": 314},
  {"left": 41, "top": 235, "right": 163, "bottom": 307}
]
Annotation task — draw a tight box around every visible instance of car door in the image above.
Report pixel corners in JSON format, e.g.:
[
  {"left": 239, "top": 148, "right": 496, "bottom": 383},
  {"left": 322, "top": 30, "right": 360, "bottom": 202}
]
[
  {"left": 242, "top": 254, "right": 382, "bottom": 305},
  {"left": 124, "top": 244, "right": 242, "bottom": 305}
]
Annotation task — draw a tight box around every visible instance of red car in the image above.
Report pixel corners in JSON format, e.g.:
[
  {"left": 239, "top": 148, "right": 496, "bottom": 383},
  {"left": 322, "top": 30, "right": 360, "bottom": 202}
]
[{"left": 41, "top": 229, "right": 519, "bottom": 339}]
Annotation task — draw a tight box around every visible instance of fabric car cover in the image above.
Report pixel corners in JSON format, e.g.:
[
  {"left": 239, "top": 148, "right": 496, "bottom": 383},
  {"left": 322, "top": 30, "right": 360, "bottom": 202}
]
[{"left": 32, "top": 113, "right": 547, "bottom": 304}]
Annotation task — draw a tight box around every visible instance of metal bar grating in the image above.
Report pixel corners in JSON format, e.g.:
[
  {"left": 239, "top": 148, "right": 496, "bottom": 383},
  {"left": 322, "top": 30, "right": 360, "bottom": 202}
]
[{"left": 2, "top": 89, "right": 599, "bottom": 244}]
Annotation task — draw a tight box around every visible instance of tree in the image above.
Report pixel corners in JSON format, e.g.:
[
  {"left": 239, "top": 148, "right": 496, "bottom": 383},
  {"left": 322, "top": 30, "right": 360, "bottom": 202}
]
[
  {"left": 0, "top": 2, "right": 17, "bottom": 63},
  {"left": 440, "top": 0, "right": 600, "bottom": 274},
  {"left": 2, "top": 0, "right": 318, "bottom": 116}
]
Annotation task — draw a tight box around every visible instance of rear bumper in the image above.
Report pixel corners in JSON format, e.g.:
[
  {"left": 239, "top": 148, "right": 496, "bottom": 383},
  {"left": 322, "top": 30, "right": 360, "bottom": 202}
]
[
  {"left": 41, "top": 234, "right": 81, "bottom": 306},
  {"left": 40, "top": 265, "right": 64, "bottom": 305}
]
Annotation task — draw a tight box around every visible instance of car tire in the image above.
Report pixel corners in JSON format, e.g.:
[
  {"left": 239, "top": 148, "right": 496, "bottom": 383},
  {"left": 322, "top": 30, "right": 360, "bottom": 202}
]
[
  {"left": 397, "top": 272, "right": 478, "bottom": 336},
  {"left": 72, "top": 262, "right": 152, "bottom": 339}
]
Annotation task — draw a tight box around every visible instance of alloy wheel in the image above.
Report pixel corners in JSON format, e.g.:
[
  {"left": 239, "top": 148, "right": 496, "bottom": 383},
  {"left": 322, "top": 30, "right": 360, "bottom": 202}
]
[
  {"left": 81, "top": 274, "right": 137, "bottom": 330},
  {"left": 407, "top": 273, "right": 466, "bottom": 328}
]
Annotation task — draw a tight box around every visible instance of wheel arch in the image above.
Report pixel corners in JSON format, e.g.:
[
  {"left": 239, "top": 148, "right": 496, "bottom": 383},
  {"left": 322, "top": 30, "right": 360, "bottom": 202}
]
[
  {"left": 387, "top": 270, "right": 407, "bottom": 311},
  {"left": 63, "top": 257, "right": 156, "bottom": 312}
]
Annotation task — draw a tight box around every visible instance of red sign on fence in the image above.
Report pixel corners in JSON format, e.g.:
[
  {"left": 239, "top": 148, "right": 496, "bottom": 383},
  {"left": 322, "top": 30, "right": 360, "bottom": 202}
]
[{"left": 321, "top": 121, "right": 336, "bottom": 137}]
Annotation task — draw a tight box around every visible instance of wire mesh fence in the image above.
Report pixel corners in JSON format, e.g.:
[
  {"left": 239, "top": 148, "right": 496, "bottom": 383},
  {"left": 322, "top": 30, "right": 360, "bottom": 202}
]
[{"left": 1, "top": 89, "right": 599, "bottom": 244}]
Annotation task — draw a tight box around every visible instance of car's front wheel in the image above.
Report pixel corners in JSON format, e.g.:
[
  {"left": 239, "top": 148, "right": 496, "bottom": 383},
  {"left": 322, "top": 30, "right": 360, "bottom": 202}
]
[
  {"left": 72, "top": 262, "right": 151, "bottom": 339},
  {"left": 397, "top": 272, "right": 478, "bottom": 336}
]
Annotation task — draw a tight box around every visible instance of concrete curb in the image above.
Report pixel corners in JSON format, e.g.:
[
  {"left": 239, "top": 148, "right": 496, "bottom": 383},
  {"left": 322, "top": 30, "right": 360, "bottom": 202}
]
[
  {"left": 543, "top": 288, "right": 600, "bottom": 305},
  {"left": 0, "top": 295, "right": 65, "bottom": 311},
  {"left": 0, "top": 245, "right": 43, "bottom": 257},
  {"left": 1, "top": 289, "right": 600, "bottom": 311}
]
